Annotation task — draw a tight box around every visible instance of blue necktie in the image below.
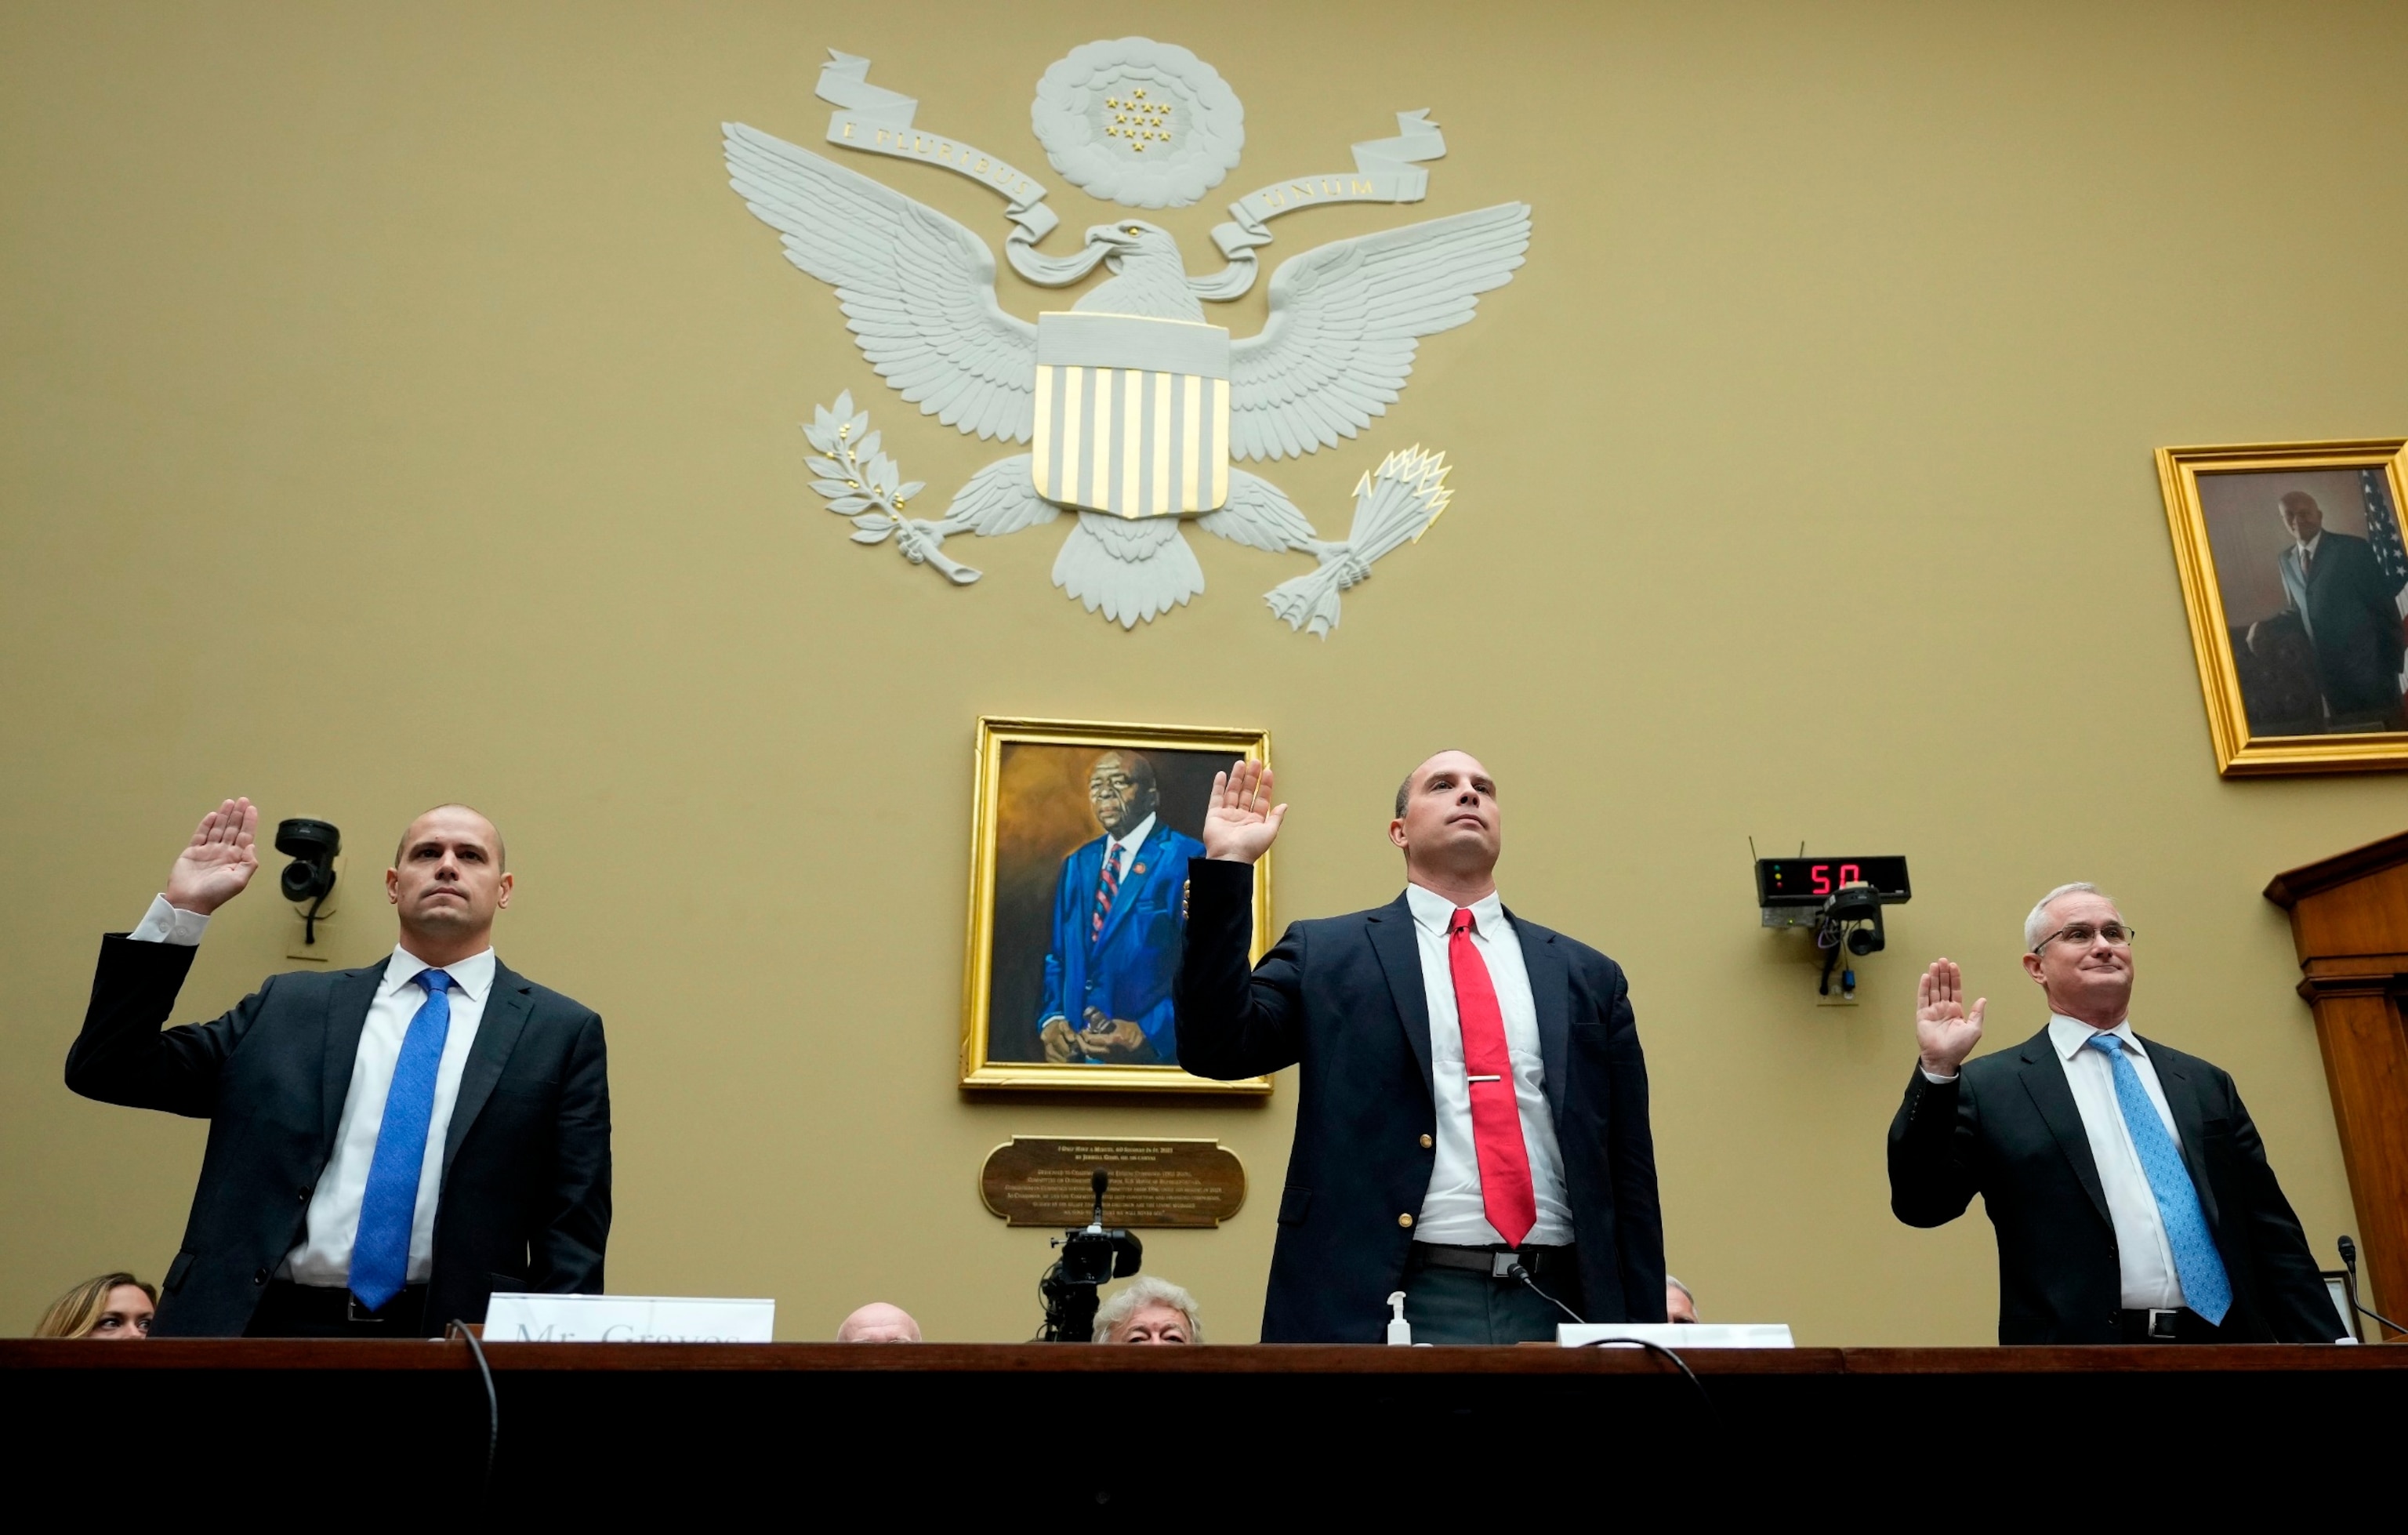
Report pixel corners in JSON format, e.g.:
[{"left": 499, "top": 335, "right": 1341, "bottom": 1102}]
[
  {"left": 2087, "top": 1033, "right": 2232, "bottom": 1325},
  {"left": 350, "top": 969, "right": 453, "bottom": 1311}
]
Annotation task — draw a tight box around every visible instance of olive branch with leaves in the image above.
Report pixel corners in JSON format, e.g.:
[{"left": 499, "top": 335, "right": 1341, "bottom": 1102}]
[{"left": 801, "top": 391, "right": 981, "bottom": 584}]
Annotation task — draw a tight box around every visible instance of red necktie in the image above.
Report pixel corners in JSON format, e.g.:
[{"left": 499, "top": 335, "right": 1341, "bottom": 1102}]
[
  {"left": 1448, "top": 907, "right": 1536, "bottom": 1247},
  {"left": 1091, "top": 844, "right": 1121, "bottom": 946}
]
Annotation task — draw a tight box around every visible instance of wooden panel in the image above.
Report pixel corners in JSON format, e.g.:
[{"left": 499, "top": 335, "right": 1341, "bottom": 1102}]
[
  {"left": 2268, "top": 833, "right": 2408, "bottom": 1341},
  {"left": 2290, "top": 864, "right": 2408, "bottom": 961},
  {"left": 2308, "top": 986, "right": 2408, "bottom": 1334}
]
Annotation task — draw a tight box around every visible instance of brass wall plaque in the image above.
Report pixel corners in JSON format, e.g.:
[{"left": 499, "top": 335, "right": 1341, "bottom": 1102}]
[{"left": 979, "top": 1137, "right": 1246, "bottom": 1228}]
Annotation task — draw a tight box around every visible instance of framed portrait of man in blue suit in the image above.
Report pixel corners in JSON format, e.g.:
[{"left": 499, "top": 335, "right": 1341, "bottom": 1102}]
[{"left": 961, "top": 717, "right": 1272, "bottom": 1094}]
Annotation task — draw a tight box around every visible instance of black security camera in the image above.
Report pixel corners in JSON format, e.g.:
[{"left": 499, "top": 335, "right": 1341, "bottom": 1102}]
[
  {"left": 275, "top": 818, "right": 341, "bottom": 943},
  {"left": 1818, "top": 883, "right": 1886, "bottom": 993}
]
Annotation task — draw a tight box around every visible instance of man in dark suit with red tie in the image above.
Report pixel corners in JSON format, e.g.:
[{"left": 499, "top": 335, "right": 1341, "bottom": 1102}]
[
  {"left": 65, "top": 798, "right": 610, "bottom": 1337},
  {"left": 1175, "top": 753, "right": 1665, "bottom": 1344}
]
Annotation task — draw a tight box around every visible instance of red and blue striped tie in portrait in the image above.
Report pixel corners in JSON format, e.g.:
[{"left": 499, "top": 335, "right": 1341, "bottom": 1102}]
[{"left": 1091, "top": 844, "right": 1121, "bottom": 946}]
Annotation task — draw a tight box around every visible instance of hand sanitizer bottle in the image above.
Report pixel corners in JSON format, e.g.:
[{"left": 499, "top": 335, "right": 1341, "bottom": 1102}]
[{"left": 1386, "top": 1290, "right": 1413, "bottom": 1346}]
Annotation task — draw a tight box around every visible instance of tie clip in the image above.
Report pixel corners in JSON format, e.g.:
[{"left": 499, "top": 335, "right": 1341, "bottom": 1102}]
[{"left": 1467, "top": 1074, "right": 1502, "bottom": 1083}]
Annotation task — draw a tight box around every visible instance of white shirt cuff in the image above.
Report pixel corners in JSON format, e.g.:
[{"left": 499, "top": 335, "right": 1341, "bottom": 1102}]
[
  {"left": 1919, "top": 1065, "right": 1960, "bottom": 1084},
  {"left": 128, "top": 894, "right": 210, "bottom": 946}
]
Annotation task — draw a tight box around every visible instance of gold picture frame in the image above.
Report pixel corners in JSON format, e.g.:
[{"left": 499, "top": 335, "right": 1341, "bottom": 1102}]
[
  {"left": 2156, "top": 439, "right": 2408, "bottom": 776},
  {"left": 959, "top": 716, "right": 1273, "bottom": 1094}
]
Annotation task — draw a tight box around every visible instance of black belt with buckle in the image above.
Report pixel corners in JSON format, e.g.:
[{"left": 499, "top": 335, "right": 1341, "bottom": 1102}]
[
  {"left": 261, "top": 1279, "right": 429, "bottom": 1326},
  {"left": 2116, "top": 1306, "right": 2221, "bottom": 1343},
  {"left": 1406, "top": 1243, "right": 1576, "bottom": 1281}
]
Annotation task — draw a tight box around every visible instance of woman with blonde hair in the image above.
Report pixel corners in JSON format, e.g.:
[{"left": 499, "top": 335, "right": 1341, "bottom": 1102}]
[{"left": 33, "top": 1272, "right": 157, "bottom": 1339}]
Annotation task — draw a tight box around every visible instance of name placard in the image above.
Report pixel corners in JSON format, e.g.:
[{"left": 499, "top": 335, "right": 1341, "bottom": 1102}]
[
  {"left": 484, "top": 1294, "right": 776, "bottom": 1343},
  {"left": 980, "top": 1137, "right": 1246, "bottom": 1228},
  {"left": 1557, "top": 1323, "right": 1795, "bottom": 1348}
]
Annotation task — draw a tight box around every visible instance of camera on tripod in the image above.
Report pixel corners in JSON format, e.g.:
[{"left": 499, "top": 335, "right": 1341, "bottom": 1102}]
[{"left": 1037, "top": 1169, "right": 1143, "bottom": 1342}]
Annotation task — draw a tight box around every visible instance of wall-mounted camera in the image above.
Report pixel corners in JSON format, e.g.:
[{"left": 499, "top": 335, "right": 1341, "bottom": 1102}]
[
  {"left": 275, "top": 818, "right": 341, "bottom": 946},
  {"left": 1755, "top": 856, "right": 1912, "bottom": 1002}
]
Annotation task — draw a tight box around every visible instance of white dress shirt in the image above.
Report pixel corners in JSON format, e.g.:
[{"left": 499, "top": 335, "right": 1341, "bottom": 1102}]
[
  {"left": 2044, "top": 1014, "right": 2185, "bottom": 1310},
  {"left": 1402, "top": 883, "right": 1575, "bottom": 1247},
  {"left": 1104, "top": 812, "right": 1155, "bottom": 886},
  {"left": 128, "top": 895, "right": 493, "bottom": 1289}
]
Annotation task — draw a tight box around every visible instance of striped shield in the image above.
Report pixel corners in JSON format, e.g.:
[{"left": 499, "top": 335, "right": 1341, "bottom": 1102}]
[{"left": 1031, "top": 312, "right": 1231, "bottom": 517}]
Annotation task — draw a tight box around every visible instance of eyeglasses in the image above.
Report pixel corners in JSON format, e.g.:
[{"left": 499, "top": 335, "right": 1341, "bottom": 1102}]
[{"left": 2032, "top": 922, "right": 2135, "bottom": 953}]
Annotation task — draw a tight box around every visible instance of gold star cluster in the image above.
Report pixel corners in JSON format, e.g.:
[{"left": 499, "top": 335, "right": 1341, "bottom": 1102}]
[{"left": 1101, "top": 87, "right": 1173, "bottom": 154}]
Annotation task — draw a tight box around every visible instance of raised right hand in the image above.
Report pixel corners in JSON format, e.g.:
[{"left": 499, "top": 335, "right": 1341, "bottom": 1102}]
[
  {"left": 164, "top": 798, "right": 260, "bottom": 916},
  {"left": 1200, "top": 760, "right": 1286, "bottom": 865},
  {"left": 1915, "top": 958, "right": 1986, "bottom": 1076}
]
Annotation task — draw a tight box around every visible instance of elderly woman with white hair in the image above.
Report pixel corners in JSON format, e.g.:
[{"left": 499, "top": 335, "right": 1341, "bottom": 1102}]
[{"left": 1092, "top": 1276, "right": 1202, "bottom": 1344}]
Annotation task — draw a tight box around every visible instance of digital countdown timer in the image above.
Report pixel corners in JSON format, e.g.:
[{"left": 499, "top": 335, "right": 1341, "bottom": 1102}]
[{"left": 1755, "top": 857, "right": 1912, "bottom": 909}]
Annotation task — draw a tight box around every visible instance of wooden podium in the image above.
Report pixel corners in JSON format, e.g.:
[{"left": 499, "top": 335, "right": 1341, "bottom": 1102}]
[{"left": 2265, "top": 829, "right": 2408, "bottom": 1335}]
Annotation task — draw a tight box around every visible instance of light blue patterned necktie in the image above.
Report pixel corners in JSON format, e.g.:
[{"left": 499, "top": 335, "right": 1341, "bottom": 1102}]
[
  {"left": 2087, "top": 1032, "right": 2232, "bottom": 1325},
  {"left": 350, "top": 969, "right": 453, "bottom": 1311}
]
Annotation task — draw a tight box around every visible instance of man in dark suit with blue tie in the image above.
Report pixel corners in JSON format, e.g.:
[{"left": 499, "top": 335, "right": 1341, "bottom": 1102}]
[
  {"left": 1888, "top": 883, "right": 2344, "bottom": 1344},
  {"left": 2275, "top": 490, "right": 2407, "bottom": 728},
  {"left": 1175, "top": 753, "right": 1664, "bottom": 1343},
  {"left": 1036, "top": 751, "right": 1206, "bottom": 1066},
  {"left": 66, "top": 798, "right": 610, "bottom": 1337}
]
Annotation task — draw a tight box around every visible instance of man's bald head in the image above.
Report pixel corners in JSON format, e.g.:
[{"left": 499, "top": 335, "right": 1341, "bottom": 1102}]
[
  {"left": 1388, "top": 749, "right": 1502, "bottom": 895},
  {"left": 385, "top": 804, "right": 512, "bottom": 960},
  {"left": 1088, "top": 751, "right": 1159, "bottom": 836},
  {"left": 836, "top": 1302, "right": 923, "bottom": 1342},
  {"left": 394, "top": 804, "right": 506, "bottom": 870}
]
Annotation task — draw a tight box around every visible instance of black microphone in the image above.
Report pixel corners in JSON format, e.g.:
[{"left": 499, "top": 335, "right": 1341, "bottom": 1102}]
[
  {"left": 2336, "top": 1236, "right": 2406, "bottom": 1337},
  {"left": 1089, "top": 1168, "right": 1109, "bottom": 1228}
]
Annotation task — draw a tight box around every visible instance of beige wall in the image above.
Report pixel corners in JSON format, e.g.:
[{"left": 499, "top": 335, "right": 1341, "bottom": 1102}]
[{"left": 5, "top": 0, "right": 2405, "bottom": 1342}]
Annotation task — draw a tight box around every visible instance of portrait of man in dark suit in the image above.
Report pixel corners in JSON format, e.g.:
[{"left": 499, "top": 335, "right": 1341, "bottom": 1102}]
[{"left": 2272, "top": 490, "right": 2408, "bottom": 729}]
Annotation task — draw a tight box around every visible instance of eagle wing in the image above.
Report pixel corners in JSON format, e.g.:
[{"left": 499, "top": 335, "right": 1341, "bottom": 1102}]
[
  {"left": 723, "top": 123, "right": 1037, "bottom": 443},
  {"left": 1227, "top": 203, "right": 1530, "bottom": 462}
]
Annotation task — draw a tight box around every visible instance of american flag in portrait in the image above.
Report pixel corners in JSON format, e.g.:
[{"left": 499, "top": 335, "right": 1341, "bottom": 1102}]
[
  {"left": 2364, "top": 467, "right": 2408, "bottom": 690},
  {"left": 2362, "top": 467, "right": 2408, "bottom": 606}
]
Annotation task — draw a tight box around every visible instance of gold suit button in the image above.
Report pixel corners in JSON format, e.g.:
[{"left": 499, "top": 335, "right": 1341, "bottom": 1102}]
[
  {"left": 1418, "top": 1134, "right": 1434, "bottom": 1149},
  {"left": 1398, "top": 1213, "right": 1414, "bottom": 1228}
]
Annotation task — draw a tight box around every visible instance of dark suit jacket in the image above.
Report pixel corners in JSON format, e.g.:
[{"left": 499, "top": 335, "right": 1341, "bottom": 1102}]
[
  {"left": 2280, "top": 531, "right": 2406, "bottom": 716},
  {"left": 66, "top": 934, "right": 611, "bottom": 1337},
  {"left": 1036, "top": 821, "right": 1207, "bottom": 1061},
  {"left": 1888, "top": 1025, "right": 2341, "bottom": 1343},
  {"left": 1175, "top": 859, "right": 1665, "bottom": 1342}
]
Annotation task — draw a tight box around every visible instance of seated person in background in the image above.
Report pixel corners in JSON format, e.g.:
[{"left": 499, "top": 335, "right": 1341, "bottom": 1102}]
[
  {"left": 1888, "top": 883, "right": 2346, "bottom": 1344},
  {"left": 835, "top": 1302, "right": 922, "bottom": 1342},
  {"left": 34, "top": 1272, "right": 157, "bottom": 1339},
  {"left": 1093, "top": 1276, "right": 1202, "bottom": 1344},
  {"left": 1665, "top": 1276, "right": 1698, "bottom": 1324}
]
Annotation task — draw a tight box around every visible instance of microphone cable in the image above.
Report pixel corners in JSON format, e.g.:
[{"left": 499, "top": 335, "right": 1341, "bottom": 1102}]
[
  {"left": 1508, "top": 1262, "right": 1721, "bottom": 1427},
  {"left": 445, "top": 1320, "right": 499, "bottom": 1497}
]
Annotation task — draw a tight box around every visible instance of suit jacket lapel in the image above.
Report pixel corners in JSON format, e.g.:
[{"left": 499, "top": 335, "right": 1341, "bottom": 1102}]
[
  {"left": 1507, "top": 910, "right": 1570, "bottom": 1135},
  {"left": 1365, "top": 895, "right": 1434, "bottom": 1101},
  {"left": 320, "top": 958, "right": 390, "bottom": 1150},
  {"left": 2016, "top": 1032, "right": 2112, "bottom": 1232},
  {"left": 2141, "top": 1036, "right": 2222, "bottom": 1232},
  {"left": 443, "top": 962, "right": 531, "bottom": 1181}
]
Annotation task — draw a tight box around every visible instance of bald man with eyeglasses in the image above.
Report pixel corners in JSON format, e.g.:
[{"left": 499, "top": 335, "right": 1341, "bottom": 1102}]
[{"left": 1887, "top": 883, "right": 2345, "bottom": 1344}]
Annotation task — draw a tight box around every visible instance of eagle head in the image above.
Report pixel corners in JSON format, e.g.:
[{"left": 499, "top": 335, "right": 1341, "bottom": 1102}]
[{"left": 1088, "top": 220, "right": 1180, "bottom": 274}]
